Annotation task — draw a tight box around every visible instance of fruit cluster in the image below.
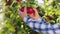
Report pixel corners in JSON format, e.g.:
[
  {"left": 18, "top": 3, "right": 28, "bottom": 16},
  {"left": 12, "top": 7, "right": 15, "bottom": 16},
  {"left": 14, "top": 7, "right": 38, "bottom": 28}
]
[{"left": 19, "top": 6, "right": 35, "bottom": 14}]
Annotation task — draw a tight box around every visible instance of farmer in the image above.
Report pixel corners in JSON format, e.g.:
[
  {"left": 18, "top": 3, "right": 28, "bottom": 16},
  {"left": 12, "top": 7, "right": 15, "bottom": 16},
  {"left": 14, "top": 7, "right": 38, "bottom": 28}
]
[{"left": 18, "top": 6, "right": 60, "bottom": 34}]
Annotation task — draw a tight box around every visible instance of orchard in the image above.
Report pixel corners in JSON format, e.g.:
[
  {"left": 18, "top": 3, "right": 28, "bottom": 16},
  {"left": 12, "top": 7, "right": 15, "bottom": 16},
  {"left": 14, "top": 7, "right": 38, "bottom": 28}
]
[{"left": 0, "top": 0, "right": 60, "bottom": 34}]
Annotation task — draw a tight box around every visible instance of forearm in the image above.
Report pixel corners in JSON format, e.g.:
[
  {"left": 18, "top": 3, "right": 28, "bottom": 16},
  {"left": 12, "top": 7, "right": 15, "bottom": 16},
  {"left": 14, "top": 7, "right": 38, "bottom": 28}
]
[
  {"left": 23, "top": 16, "right": 60, "bottom": 34},
  {"left": 24, "top": 16, "right": 45, "bottom": 30}
]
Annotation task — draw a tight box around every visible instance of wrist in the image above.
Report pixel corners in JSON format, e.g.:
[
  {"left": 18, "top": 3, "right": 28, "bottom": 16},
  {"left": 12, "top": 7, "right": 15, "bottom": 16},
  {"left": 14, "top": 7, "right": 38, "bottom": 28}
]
[
  {"left": 30, "top": 16, "right": 42, "bottom": 21},
  {"left": 23, "top": 16, "right": 30, "bottom": 22}
]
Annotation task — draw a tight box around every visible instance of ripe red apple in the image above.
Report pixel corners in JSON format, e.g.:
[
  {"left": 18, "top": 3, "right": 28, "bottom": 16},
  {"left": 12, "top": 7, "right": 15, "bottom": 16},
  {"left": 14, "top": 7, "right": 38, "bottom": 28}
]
[
  {"left": 27, "top": 7, "right": 35, "bottom": 14},
  {"left": 46, "top": 16, "right": 51, "bottom": 19},
  {"left": 19, "top": 6, "right": 25, "bottom": 12},
  {"left": 16, "top": 0, "right": 21, "bottom": 2}
]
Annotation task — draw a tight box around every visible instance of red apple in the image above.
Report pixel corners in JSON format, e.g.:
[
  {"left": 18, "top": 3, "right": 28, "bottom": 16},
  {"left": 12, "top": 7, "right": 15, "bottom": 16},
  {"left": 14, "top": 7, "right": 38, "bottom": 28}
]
[
  {"left": 19, "top": 6, "right": 25, "bottom": 12},
  {"left": 52, "top": 14, "right": 56, "bottom": 16},
  {"left": 46, "top": 16, "right": 51, "bottom": 19},
  {"left": 16, "top": 0, "right": 21, "bottom": 2},
  {"left": 27, "top": 7, "right": 35, "bottom": 14}
]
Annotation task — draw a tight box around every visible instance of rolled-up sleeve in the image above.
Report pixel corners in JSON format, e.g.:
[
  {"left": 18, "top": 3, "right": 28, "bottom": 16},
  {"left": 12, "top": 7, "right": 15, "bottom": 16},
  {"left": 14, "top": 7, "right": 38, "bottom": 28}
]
[{"left": 23, "top": 16, "right": 60, "bottom": 34}]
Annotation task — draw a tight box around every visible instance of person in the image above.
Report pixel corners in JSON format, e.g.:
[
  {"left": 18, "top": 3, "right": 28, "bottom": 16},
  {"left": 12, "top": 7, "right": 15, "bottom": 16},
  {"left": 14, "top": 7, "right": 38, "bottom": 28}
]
[{"left": 18, "top": 6, "right": 60, "bottom": 34}]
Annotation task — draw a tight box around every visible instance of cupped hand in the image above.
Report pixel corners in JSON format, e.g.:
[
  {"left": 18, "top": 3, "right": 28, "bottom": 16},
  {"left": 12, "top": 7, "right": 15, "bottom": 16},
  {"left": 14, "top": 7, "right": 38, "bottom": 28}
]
[
  {"left": 18, "top": 6, "right": 39, "bottom": 20},
  {"left": 27, "top": 8, "right": 39, "bottom": 20},
  {"left": 18, "top": 6, "right": 27, "bottom": 19}
]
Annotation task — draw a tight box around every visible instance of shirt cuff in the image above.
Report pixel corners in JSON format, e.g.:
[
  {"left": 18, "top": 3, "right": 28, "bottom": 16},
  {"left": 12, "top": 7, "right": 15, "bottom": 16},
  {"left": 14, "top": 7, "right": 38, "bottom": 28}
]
[
  {"left": 31, "top": 16, "right": 42, "bottom": 22},
  {"left": 23, "top": 16, "right": 30, "bottom": 22},
  {"left": 23, "top": 16, "right": 43, "bottom": 23}
]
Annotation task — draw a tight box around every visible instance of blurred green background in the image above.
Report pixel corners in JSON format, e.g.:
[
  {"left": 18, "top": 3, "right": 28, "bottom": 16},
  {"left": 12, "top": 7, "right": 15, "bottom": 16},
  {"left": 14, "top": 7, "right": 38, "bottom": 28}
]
[{"left": 0, "top": 0, "right": 60, "bottom": 34}]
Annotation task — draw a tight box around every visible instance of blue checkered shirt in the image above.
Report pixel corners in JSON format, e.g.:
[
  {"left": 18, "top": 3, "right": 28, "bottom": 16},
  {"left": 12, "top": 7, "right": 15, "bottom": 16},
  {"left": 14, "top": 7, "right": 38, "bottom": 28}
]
[{"left": 23, "top": 16, "right": 60, "bottom": 34}]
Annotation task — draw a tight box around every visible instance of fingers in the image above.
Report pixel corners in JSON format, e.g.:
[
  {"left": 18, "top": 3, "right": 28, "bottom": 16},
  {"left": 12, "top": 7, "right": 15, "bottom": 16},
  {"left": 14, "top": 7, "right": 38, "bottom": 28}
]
[
  {"left": 33, "top": 8, "right": 39, "bottom": 17},
  {"left": 28, "top": 8, "right": 39, "bottom": 19},
  {"left": 18, "top": 9, "right": 23, "bottom": 18},
  {"left": 18, "top": 6, "right": 39, "bottom": 19},
  {"left": 18, "top": 8, "right": 21, "bottom": 15},
  {"left": 18, "top": 6, "right": 27, "bottom": 19},
  {"left": 24, "top": 6, "right": 27, "bottom": 16},
  {"left": 18, "top": 5, "right": 27, "bottom": 14}
]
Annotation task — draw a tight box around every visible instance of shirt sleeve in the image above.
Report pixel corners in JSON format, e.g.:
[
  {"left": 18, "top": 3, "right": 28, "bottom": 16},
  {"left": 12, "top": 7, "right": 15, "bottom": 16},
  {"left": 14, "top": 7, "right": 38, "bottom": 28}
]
[{"left": 23, "top": 16, "right": 60, "bottom": 34}]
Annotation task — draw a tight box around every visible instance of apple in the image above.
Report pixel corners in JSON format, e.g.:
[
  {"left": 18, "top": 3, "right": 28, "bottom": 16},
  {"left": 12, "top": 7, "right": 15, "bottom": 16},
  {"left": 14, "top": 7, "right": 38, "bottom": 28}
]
[
  {"left": 16, "top": 0, "right": 21, "bottom": 2},
  {"left": 27, "top": 7, "right": 35, "bottom": 14},
  {"left": 19, "top": 6, "right": 25, "bottom": 12},
  {"left": 46, "top": 16, "right": 51, "bottom": 19}
]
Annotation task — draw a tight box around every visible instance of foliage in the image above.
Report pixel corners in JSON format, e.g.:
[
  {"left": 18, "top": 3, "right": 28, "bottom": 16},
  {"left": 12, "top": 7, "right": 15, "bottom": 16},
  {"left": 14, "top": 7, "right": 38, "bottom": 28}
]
[{"left": 1, "top": 0, "right": 60, "bottom": 34}]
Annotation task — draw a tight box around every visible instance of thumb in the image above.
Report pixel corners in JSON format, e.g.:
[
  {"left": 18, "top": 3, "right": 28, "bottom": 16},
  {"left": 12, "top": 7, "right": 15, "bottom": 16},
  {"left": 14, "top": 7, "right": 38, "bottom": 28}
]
[
  {"left": 33, "top": 8, "right": 39, "bottom": 17},
  {"left": 24, "top": 6, "right": 27, "bottom": 15}
]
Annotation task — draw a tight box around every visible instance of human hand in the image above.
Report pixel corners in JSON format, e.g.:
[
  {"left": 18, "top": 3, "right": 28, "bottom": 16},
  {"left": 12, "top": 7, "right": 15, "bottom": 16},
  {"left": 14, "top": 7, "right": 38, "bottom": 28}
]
[
  {"left": 27, "top": 8, "right": 39, "bottom": 20},
  {"left": 18, "top": 6, "right": 39, "bottom": 20},
  {"left": 18, "top": 6, "right": 27, "bottom": 19}
]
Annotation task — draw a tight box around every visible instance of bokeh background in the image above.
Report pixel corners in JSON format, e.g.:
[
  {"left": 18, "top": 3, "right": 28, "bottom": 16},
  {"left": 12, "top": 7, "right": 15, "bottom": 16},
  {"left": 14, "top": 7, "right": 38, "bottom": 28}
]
[{"left": 0, "top": 0, "right": 60, "bottom": 34}]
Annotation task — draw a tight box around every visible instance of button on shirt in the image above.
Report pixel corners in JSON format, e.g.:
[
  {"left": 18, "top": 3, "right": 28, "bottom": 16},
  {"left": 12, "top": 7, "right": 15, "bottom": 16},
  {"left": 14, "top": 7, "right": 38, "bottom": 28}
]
[{"left": 23, "top": 16, "right": 60, "bottom": 34}]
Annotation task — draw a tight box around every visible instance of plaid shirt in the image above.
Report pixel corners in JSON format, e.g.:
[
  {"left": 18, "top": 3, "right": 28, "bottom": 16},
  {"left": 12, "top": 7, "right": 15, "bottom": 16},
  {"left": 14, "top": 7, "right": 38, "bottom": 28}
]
[{"left": 23, "top": 16, "right": 60, "bottom": 34}]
